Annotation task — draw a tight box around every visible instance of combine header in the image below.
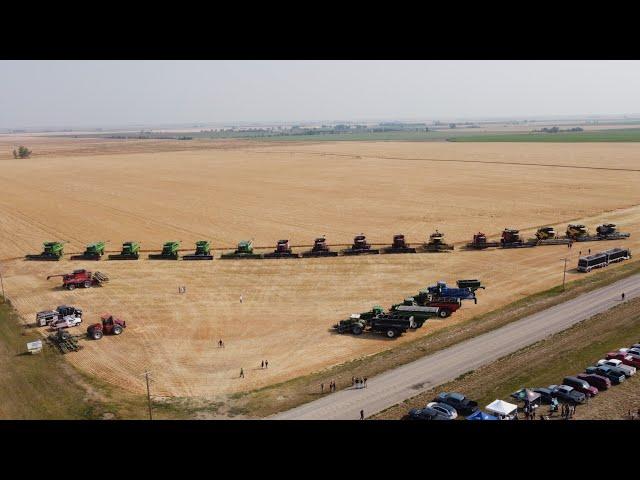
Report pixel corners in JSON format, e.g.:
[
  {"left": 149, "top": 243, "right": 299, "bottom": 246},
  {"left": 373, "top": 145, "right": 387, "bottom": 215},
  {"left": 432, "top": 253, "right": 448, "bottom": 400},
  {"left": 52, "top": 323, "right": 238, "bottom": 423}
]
[
  {"left": 301, "top": 236, "right": 339, "bottom": 257},
  {"left": 423, "top": 230, "right": 454, "bottom": 252},
  {"left": 264, "top": 239, "right": 300, "bottom": 259},
  {"left": 70, "top": 241, "right": 106, "bottom": 260},
  {"left": 220, "top": 240, "right": 263, "bottom": 259},
  {"left": 183, "top": 240, "right": 214, "bottom": 260},
  {"left": 47, "top": 269, "right": 109, "bottom": 290},
  {"left": 149, "top": 241, "right": 180, "bottom": 260},
  {"left": 382, "top": 234, "right": 416, "bottom": 254},
  {"left": 341, "top": 234, "right": 379, "bottom": 256},
  {"left": 108, "top": 241, "right": 140, "bottom": 260},
  {"left": 26, "top": 241, "right": 65, "bottom": 261}
]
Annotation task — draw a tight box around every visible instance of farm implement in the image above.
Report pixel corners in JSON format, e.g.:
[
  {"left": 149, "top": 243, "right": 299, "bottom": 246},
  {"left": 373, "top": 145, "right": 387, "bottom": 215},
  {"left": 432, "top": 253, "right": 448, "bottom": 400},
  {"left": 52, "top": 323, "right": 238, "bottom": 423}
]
[
  {"left": 341, "top": 234, "right": 379, "bottom": 256},
  {"left": 263, "top": 239, "right": 300, "bottom": 259},
  {"left": 382, "top": 234, "right": 417, "bottom": 254},
  {"left": 220, "top": 240, "right": 263, "bottom": 259},
  {"left": 70, "top": 241, "right": 106, "bottom": 260},
  {"left": 422, "top": 230, "right": 454, "bottom": 252},
  {"left": 301, "top": 236, "right": 339, "bottom": 257},
  {"left": 183, "top": 240, "right": 214, "bottom": 260},
  {"left": 389, "top": 299, "right": 443, "bottom": 326},
  {"left": 47, "top": 329, "right": 83, "bottom": 354},
  {"left": 149, "top": 241, "right": 180, "bottom": 260},
  {"left": 108, "top": 241, "right": 140, "bottom": 260},
  {"left": 47, "top": 269, "right": 109, "bottom": 290},
  {"left": 333, "top": 307, "right": 415, "bottom": 338},
  {"left": 26, "top": 241, "right": 65, "bottom": 261}
]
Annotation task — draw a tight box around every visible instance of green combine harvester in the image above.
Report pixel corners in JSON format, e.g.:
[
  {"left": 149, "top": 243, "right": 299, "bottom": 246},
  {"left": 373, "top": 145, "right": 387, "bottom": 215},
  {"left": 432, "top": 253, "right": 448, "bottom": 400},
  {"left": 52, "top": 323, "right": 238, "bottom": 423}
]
[
  {"left": 220, "top": 240, "right": 263, "bottom": 259},
  {"left": 108, "top": 241, "right": 140, "bottom": 260},
  {"left": 70, "top": 241, "right": 106, "bottom": 260},
  {"left": 183, "top": 240, "right": 214, "bottom": 260},
  {"left": 148, "top": 241, "right": 180, "bottom": 260},
  {"left": 26, "top": 241, "right": 65, "bottom": 261}
]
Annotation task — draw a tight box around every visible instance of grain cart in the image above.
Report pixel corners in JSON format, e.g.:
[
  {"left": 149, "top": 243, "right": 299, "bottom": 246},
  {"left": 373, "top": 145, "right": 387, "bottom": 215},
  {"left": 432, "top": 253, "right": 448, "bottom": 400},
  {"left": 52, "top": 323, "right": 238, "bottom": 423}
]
[
  {"left": 389, "top": 298, "right": 442, "bottom": 326},
  {"left": 466, "top": 232, "right": 500, "bottom": 249},
  {"left": 426, "top": 281, "right": 480, "bottom": 304},
  {"left": 334, "top": 309, "right": 415, "bottom": 338},
  {"left": 47, "top": 269, "right": 109, "bottom": 290},
  {"left": 149, "top": 241, "right": 180, "bottom": 260},
  {"left": 423, "top": 230, "right": 454, "bottom": 252},
  {"left": 87, "top": 314, "right": 126, "bottom": 340},
  {"left": 301, "top": 236, "right": 339, "bottom": 257},
  {"left": 183, "top": 240, "right": 214, "bottom": 260},
  {"left": 220, "top": 240, "right": 264, "bottom": 259},
  {"left": 382, "top": 234, "right": 417, "bottom": 254},
  {"left": 412, "top": 293, "right": 462, "bottom": 317},
  {"left": 264, "top": 239, "right": 301, "bottom": 259},
  {"left": 596, "top": 223, "right": 631, "bottom": 240},
  {"left": 70, "top": 241, "right": 106, "bottom": 260},
  {"left": 333, "top": 306, "right": 385, "bottom": 334},
  {"left": 26, "top": 241, "right": 65, "bottom": 261},
  {"left": 341, "top": 234, "right": 379, "bottom": 255},
  {"left": 108, "top": 241, "right": 140, "bottom": 260}
]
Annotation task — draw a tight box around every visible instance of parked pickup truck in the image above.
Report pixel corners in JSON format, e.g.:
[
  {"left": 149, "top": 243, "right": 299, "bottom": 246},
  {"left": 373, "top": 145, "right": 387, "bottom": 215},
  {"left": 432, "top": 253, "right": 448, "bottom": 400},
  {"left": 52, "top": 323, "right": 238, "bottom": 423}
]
[
  {"left": 606, "top": 351, "right": 640, "bottom": 369},
  {"left": 549, "top": 385, "right": 587, "bottom": 404},
  {"left": 434, "top": 392, "right": 479, "bottom": 415},
  {"left": 50, "top": 315, "right": 83, "bottom": 330},
  {"left": 597, "top": 359, "right": 636, "bottom": 377},
  {"left": 562, "top": 376, "right": 598, "bottom": 397},
  {"left": 36, "top": 305, "right": 83, "bottom": 327},
  {"left": 576, "top": 373, "right": 611, "bottom": 391},
  {"left": 585, "top": 366, "right": 626, "bottom": 385}
]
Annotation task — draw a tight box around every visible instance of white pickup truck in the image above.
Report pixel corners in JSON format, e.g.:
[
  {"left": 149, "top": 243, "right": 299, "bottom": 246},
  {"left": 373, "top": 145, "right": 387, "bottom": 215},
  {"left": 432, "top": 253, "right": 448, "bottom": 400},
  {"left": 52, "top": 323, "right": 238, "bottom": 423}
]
[
  {"left": 597, "top": 358, "right": 636, "bottom": 377},
  {"left": 50, "top": 315, "right": 83, "bottom": 330}
]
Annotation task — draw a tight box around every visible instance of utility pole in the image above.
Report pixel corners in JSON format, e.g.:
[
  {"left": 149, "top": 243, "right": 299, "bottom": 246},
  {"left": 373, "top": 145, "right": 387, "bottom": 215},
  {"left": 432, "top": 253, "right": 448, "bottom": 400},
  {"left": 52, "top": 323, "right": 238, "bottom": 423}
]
[
  {"left": 0, "top": 267, "right": 5, "bottom": 303},
  {"left": 142, "top": 371, "right": 153, "bottom": 420},
  {"left": 561, "top": 257, "right": 568, "bottom": 291}
]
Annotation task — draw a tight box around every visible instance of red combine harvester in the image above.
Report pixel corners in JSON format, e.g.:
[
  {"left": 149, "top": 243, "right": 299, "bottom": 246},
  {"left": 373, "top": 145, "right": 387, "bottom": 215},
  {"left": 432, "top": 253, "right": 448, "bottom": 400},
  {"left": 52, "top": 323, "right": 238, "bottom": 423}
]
[
  {"left": 87, "top": 314, "right": 126, "bottom": 340},
  {"left": 382, "top": 234, "right": 417, "bottom": 254},
  {"left": 466, "top": 232, "right": 500, "bottom": 249},
  {"left": 47, "top": 269, "right": 109, "bottom": 290},
  {"left": 301, "top": 236, "right": 339, "bottom": 257},
  {"left": 342, "top": 234, "right": 380, "bottom": 256},
  {"left": 263, "top": 239, "right": 300, "bottom": 259}
]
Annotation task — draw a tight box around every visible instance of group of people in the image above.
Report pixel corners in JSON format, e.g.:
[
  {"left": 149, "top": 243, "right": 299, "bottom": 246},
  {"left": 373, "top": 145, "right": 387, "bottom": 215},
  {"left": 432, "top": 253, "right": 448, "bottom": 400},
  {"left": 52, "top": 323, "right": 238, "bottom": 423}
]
[
  {"left": 352, "top": 376, "right": 367, "bottom": 389},
  {"left": 320, "top": 380, "right": 337, "bottom": 393},
  {"left": 260, "top": 360, "right": 269, "bottom": 369}
]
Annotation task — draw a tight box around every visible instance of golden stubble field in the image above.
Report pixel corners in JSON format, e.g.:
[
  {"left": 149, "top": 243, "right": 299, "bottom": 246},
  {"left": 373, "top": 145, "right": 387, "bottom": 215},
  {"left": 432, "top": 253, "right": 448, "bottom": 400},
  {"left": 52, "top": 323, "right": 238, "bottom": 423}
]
[{"left": 1, "top": 136, "right": 639, "bottom": 398}]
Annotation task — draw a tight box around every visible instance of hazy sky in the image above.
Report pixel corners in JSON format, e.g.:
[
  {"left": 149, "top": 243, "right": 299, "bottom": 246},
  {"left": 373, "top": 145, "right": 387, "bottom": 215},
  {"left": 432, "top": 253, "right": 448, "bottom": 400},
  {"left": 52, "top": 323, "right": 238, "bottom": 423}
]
[{"left": 2, "top": 60, "right": 640, "bottom": 128}]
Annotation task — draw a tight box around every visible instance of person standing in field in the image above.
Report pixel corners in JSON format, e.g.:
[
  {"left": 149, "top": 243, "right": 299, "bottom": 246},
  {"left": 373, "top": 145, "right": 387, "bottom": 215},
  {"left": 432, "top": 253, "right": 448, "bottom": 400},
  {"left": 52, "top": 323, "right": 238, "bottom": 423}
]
[
  {"left": 265, "top": 360, "right": 268, "bottom": 369},
  {"left": 240, "top": 294, "right": 243, "bottom": 304},
  {"left": 360, "top": 410, "right": 364, "bottom": 420},
  {"left": 240, "top": 368, "right": 244, "bottom": 378}
]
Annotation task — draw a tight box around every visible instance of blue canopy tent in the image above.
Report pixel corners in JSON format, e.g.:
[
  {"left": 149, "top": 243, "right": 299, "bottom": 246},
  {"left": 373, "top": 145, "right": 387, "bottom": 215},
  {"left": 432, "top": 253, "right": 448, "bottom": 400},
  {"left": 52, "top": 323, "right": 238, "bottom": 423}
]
[{"left": 466, "top": 410, "right": 498, "bottom": 421}]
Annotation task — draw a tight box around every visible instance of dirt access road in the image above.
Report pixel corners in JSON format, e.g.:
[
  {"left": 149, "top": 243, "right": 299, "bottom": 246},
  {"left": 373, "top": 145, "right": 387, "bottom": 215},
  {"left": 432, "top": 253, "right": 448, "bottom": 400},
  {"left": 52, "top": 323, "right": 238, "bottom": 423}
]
[{"left": 272, "top": 273, "right": 640, "bottom": 419}]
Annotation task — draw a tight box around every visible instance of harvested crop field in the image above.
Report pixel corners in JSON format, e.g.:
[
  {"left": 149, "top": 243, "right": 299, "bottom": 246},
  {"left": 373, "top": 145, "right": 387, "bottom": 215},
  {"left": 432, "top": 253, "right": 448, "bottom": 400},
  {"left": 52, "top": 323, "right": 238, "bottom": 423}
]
[{"left": 1, "top": 136, "right": 639, "bottom": 399}]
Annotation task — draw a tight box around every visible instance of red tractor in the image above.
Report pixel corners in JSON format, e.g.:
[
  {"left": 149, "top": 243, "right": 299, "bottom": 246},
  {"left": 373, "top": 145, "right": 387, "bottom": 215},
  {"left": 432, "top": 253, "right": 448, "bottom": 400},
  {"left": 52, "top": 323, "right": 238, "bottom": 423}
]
[
  {"left": 47, "top": 269, "right": 109, "bottom": 290},
  {"left": 87, "top": 314, "right": 126, "bottom": 340}
]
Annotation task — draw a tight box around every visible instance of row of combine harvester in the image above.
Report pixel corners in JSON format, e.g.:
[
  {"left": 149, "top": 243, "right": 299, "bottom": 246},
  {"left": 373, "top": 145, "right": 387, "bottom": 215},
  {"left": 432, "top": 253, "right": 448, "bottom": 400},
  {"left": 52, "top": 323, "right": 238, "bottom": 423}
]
[
  {"left": 334, "top": 279, "right": 485, "bottom": 339},
  {"left": 25, "top": 231, "right": 455, "bottom": 261},
  {"left": 465, "top": 223, "right": 630, "bottom": 250}
]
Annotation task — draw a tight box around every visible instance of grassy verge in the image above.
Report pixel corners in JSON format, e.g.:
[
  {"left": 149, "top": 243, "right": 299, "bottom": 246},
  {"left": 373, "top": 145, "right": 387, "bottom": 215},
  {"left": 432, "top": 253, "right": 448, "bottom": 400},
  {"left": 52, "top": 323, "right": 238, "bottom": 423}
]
[
  {"left": 228, "top": 260, "right": 640, "bottom": 417},
  {"left": 449, "top": 128, "right": 640, "bottom": 142},
  {"left": 373, "top": 296, "right": 640, "bottom": 419}
]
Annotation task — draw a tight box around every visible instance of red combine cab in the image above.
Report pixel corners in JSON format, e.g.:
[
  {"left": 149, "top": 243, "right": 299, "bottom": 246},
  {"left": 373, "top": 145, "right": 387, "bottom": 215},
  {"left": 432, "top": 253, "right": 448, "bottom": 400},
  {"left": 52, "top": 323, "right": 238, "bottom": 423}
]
[
  {"left": 47, "top": 269, "right": 109, "bottom": 290},
  {"left": 263, "top": 239, "right": 300, "bottom": 259},
  {"left": 383, "top": 234, "right": 417, "bottom": 254},
  {"left": 87, "top": 314, "right": 126, "bottom": 340},
  {"left": 500, "top": 228, "right": 536, "bottom": 249},
  {"left": 466, "top": 232, "right": 499, "bottom": 249},
  {"left": 302, "top": 236, "right": 339, "bottom": 257}
]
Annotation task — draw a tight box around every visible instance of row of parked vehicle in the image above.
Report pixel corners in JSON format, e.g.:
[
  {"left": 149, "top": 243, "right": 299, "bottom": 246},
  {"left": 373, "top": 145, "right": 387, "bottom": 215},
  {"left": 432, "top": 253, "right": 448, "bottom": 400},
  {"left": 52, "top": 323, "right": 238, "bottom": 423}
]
[
  {"left": 531, "top": 342, "right": 640, "bottom": 406},
  {"left": 405, "top": 392, "right": 479, "bottom": 420}
]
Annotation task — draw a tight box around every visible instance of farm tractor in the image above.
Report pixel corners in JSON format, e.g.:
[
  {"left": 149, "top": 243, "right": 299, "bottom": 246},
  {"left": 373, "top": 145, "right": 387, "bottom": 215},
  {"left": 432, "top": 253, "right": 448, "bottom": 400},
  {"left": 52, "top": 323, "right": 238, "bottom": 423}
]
[
  {"left": 70, "top": 241, "right": 106, "bottom": 260},
  {"left": 183, "top": 240, "right": 214, "bottom": 260},
  {"left": 302, "top": 236, "right": 339, "bottom": 257},
  {"left": 425, "top": 280, "right": 484, "bottom": 304},
  {"left": 342, "top": 234, "right": 379, "bottom": 255},
  {"left": 47, "top": 269, "right": 109, "bottom": 290},
  {"left": 149, "top": 241, "right": 180, "bottom": 260},
  {"left": 26, "top": 241, "right": 66, "bottom": 261},
  {"left": 382, "top": 234, "right": 417, "bottom": 254},
  {"left": 333, "top": 306, "right": 414, "bottom": 338},
  {"left": 108, "top": 241, "right": 140, "bottom": 260},
  {"left": 423, "top": 230, "right": 454, "bottom": 252},
  {"left": 87, "top": 314, "right": 126, "bottom": 340},
  {"left": 220, "top": 240, "right": 263, "bottom": 259},
  {"left": 264, "top": 239, "right": 300, "bottom": 259}
]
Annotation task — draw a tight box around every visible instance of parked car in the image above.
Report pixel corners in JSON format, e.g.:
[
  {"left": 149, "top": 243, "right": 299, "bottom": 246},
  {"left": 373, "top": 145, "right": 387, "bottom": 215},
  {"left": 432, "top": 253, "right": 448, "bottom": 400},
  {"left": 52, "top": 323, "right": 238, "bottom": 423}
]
[
  {"left": 597, "top": 359, "right": 636, "bottom": 377},
  {"left": 406, "top": 407, "right": 448, "bottom": 421},
  {"left": 621, "top": 348, "right": 640, "bottom": 358},
  {"left": 562, "top": 376, "right": 598, "bottom": 397},
  {"left": 577, "top": 373, "right": 611, "bottom": 391},
  {"left": 434, "top": 392, "right": 479, "bottom": 415},
  {"left": 50, "top": 315, "right": 82, "bottom": 330},
  {"left": 423, "top": 402, "right": 458, "bottom": 420},
  {"left": 549, "top": 385, "right": 587, "bottom": 404},
  {"left": 585, "top": 366, "right": 625, "bottom": 384},
  {"left": 532, "top": 387, "right": 555, "bottom": 404},
  {"left": 607, "top": 352, "right": 640, "bottom": 368}
]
